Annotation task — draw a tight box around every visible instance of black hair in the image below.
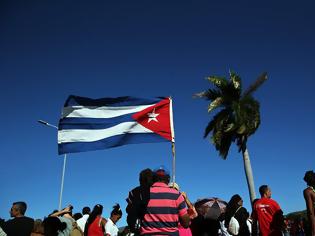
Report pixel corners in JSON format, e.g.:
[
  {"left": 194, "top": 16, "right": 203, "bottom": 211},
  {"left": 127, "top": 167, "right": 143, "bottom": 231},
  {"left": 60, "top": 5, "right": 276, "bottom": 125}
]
[
  {"left": 43, "top": 217, "right": 67, "bottom": 236},
  {"left": 82, "top": 206, "right": 91, "bottom": 215},
  {"left": 304, "top": 170, "right": 315, "bottom": 187},
  {"left": 224, "top": 194, "right": 242, "bottom": 228},
  {"left": 13, "top": 201, "right": 27, "bottom": 215},
  {"left": 84, "top": 204, "right": 103, "bottom": 236},
  {"left": 259, "top": 185, "right": 269, "bottom": 197},
  {"left": 73, "top": 212, "right": 83, "bottom": 221},
  {"left": 139, "top": 168, "right": 153, "bottom": 187},
  {"left": 110, "top": 203, "right": 122, "bottom": 217},
  {"left": 153, "top": 173, "right": 170, "bottom": 184}
]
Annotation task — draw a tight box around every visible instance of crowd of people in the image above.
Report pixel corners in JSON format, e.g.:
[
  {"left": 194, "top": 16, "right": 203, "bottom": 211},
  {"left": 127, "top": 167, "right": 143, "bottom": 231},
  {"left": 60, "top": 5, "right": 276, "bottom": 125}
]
[{"left": 0, "top": 169, "right": 314, "bottom": 236}]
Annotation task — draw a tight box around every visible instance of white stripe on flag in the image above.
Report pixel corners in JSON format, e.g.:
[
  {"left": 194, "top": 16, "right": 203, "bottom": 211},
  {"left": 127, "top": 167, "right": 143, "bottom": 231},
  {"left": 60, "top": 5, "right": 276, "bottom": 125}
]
[
  {"left": 58, "top": 121, "right": 153, "bottom": 143},
  {"left": 62, "top": 104, "right": 154, "bottom": 118}
]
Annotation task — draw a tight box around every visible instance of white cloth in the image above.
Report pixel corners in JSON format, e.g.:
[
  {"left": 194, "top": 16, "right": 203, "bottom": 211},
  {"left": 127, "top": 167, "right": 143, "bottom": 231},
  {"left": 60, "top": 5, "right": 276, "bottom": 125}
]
[
  {"left": 58, "top": 216, "right": 74, "bottom": 236},
  {"left": 76, "top": 214, "right": 89, "bottom": 232},
  {"left": 0, "top": 227, "right": 7, "bottom": 236},
  {"left": 105, "top": 218, "right": 119, "bottom": 236},
  {"left": 219, "top": 220, "right": 232, "bottom": 236}
]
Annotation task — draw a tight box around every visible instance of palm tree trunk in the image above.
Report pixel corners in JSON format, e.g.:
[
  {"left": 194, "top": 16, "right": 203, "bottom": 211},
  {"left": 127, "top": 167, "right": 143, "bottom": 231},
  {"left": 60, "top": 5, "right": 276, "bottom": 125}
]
[{"left": 242, "top": 148, "right": 256, "bottom": 206}]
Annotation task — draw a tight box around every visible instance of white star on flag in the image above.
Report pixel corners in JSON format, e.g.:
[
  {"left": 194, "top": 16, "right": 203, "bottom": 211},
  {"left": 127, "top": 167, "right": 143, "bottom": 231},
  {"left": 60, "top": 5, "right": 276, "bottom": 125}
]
[{"left": 147, "top": 109, "right": 159, "bottom": 123}]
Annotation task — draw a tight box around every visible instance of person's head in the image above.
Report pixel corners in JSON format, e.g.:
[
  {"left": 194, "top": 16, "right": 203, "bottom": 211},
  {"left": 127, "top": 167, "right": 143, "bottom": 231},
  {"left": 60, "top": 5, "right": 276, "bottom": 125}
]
[
  {"left": 92, "top": 204, "right": 103, "bottom": 215},
  {"left": 304, "top": 170, "right": 315, "bottom": 187},
  {"left": 43, "top": 216, "right": 67, "bottom": 236},
  {"left": 110, "top": 203, "right": 122, "bottom": 224},
  {"left": 85, "top": 204, "right": 103, "bottom": 235},
  {"left": 228, "top": 194, "right": 243, "bottom": 207},
  {"left": 57, "top": 205, "right": 73, "bottom": 217},
  {"left": 82, "top": 206, "right": 91, "bottom": 215},
  {"left": 10, "top": 201, "right": 27, "bottom": 217},
  {"left": 259, "top": 185, "right": 271, "bottom": 198},
  {"left": 73, "top": 212, "right": 83, "bottom": 221},
  {"left": 153, "top": 165, "right": 170, "bottom": 184},
  {"left": 32, "top": 219, "right": 44, "bottom": 235},
  {"left": 139, "top": 168, "right": 153, "bottom": 187}
]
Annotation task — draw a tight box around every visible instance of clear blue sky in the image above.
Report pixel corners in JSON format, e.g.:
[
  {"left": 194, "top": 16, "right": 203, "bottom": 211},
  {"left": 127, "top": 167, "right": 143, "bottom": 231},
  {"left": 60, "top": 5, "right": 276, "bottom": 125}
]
[{"left": 1, "top": 0, "right": 314, "bottom": 227}]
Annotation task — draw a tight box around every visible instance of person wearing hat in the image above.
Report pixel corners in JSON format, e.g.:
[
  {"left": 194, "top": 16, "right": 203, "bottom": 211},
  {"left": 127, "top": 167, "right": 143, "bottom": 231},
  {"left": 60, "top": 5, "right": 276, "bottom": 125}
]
[
  {"left": 140, "top": 165, "right": 190, "bottom": 235},
  {"left": 303, "top": 170, "right": 315, "bottom": 236}
]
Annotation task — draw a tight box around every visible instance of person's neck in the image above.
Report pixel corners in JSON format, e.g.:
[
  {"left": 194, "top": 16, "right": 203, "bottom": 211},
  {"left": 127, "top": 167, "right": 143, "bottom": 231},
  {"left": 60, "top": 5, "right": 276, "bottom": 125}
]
[{"left": 110, "top": 217, "right": 116, "bottom": 225}]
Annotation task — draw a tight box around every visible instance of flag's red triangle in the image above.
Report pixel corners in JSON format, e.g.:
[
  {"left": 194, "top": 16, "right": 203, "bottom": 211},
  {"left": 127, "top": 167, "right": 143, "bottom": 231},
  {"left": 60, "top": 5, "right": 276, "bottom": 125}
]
[{"left": 132, "top": 98, "right": 172, "bottom": 141}]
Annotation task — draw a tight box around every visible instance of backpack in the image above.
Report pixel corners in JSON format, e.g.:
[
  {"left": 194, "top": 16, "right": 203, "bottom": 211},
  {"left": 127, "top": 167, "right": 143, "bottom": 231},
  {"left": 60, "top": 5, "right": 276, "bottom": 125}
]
[
  {"left": 228, "top": 207, "right": 241, "bottom": 235},
  {"left": 70, "top": 221, "right": 83, "bottom": 236}
]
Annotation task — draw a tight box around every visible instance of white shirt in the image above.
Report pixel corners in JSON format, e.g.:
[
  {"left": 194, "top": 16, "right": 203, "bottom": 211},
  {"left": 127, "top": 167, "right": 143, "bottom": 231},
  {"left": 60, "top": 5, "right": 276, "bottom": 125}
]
[
  {"left": 76, "top": 214, "right": 89, "bottom": 232},
  {"left": 105, "top": 218, "right": 119, "bottom": 236}
]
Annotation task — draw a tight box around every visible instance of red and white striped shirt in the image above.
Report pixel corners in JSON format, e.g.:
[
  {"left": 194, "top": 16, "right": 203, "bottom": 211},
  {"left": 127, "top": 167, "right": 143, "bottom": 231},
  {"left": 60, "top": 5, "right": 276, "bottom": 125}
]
[{"left": 141, "top": 182, "right": 187, "bottom": 236}]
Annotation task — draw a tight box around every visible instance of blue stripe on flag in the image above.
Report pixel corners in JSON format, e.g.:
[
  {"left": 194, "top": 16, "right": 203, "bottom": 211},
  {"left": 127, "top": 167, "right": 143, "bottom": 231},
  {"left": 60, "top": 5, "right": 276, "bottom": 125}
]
[
  {"left": 58, "top": 133, "right": 167, "bottom": 154},
  {"left": 65, "top": 95, "right": 164, "bottom": 107},
  {"left": 59, "top": 115, "right": 133, "bottom": 130}
]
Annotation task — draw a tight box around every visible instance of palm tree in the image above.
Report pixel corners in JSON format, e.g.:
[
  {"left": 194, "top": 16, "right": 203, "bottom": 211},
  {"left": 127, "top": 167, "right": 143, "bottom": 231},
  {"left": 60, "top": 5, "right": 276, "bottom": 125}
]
[{"left": 194, "top": 71, "right": 267, "bottom": 204}]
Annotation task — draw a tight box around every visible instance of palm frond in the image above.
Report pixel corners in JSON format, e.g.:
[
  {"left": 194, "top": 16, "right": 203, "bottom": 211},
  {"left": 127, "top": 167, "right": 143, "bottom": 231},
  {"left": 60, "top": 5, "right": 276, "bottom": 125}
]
[
  {"left": 204, "top": 109, "right": 229, "bottom": 138},
  {"left": 204, "top": 120, "right": 216, "bottom": 138},
  {"left": 207, "top": 97, "right": 223, "bottom": 113},
  {"left": 239, "top": 96, "right": 261, "bottom": 135},
  {"left": 219, "top": 134, "right": 233, "bottom": 159},
  {"left": 211, "top": 131, "right": 232, "bottom": 159},
  {"left": 242, "top": 72, "right": 267, "bottom": 97},
  {"left": 192, "top": 91, "right": 207, "bottom": 98},
  {"left": 206, "top": 76, "right": 228, "bottom": 89},
  {"left": 193, "top": 89, "right": 222, "bottom": 101},
  {"left": 229, "top": 70, "right": 242, "bottom": 91},
  {"left": 224, "top": 123, "right": 236, "bottom": 132}
]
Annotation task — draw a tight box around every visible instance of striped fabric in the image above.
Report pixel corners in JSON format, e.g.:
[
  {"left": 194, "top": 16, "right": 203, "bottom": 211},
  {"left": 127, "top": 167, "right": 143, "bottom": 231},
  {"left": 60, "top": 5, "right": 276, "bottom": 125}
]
[
  {"left": 141, "top": 182, "right": 187, "bottom": 235},
  {"left": 57, "top": 95, "right": 173, "bottom": 154}
]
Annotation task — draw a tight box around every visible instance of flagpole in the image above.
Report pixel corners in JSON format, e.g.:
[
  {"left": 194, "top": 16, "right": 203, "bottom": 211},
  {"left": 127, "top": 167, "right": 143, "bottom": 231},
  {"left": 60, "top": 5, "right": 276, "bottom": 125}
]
[
  {"left": 38, "top": 119, "right": 66, "bottom": 210},
  {"left": 169, "top": 97, "right": 176, "bottom": 183}
]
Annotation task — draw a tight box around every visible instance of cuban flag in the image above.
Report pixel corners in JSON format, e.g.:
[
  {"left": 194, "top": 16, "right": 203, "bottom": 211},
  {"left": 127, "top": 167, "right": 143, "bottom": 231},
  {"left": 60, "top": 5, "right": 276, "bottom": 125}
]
[{"left": 58, "top": 95, "right": 174, "bottom": 154}]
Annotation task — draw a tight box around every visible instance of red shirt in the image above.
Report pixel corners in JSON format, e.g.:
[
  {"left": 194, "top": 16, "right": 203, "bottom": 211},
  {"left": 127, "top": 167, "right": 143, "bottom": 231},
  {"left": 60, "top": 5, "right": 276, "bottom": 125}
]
[
  {"left": 253, "top": 198, "right": 283, "bottom": 236},
  {"left": 87, "top": 216, "right": 104, "bottom": 236}
]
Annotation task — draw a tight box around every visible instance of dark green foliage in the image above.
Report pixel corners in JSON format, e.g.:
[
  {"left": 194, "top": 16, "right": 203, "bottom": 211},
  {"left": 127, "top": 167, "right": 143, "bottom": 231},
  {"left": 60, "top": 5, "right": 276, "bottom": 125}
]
[{"left": 195, "top": 71, "right": 267, "bottom": 159}]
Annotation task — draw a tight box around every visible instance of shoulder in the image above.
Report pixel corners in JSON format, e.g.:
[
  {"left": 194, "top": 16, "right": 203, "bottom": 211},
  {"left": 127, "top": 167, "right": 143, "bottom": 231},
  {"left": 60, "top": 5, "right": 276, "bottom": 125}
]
[
  {"left": 23, "top": 216, "right": 34, "bottom": 222},
  {"left": 303, "top": 187, "right": 314, "bottom": 196},
  {"left": 267, "top": 198, "right": 282, "bottom": 210},
  {"left": 129, "top": 186, "right": 141, "bottom": 198},
  {"left": 105, "top": 219, "right": 113, "bottom": 229},
  {"left": 253, "top": 199, "right": 262, "bottom": 209},
  {"left": 235, "top": 207, "right": 249, "bottom": 218},
  {"left": 239, "top": 207, "right": 248, "bottom": 214}
]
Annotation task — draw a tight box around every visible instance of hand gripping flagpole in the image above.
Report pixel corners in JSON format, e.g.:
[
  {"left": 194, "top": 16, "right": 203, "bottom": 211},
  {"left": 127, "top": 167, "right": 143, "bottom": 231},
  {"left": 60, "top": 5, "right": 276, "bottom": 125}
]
[{"left": 169, "top": 97, "right": 176, "bottom": 183}]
